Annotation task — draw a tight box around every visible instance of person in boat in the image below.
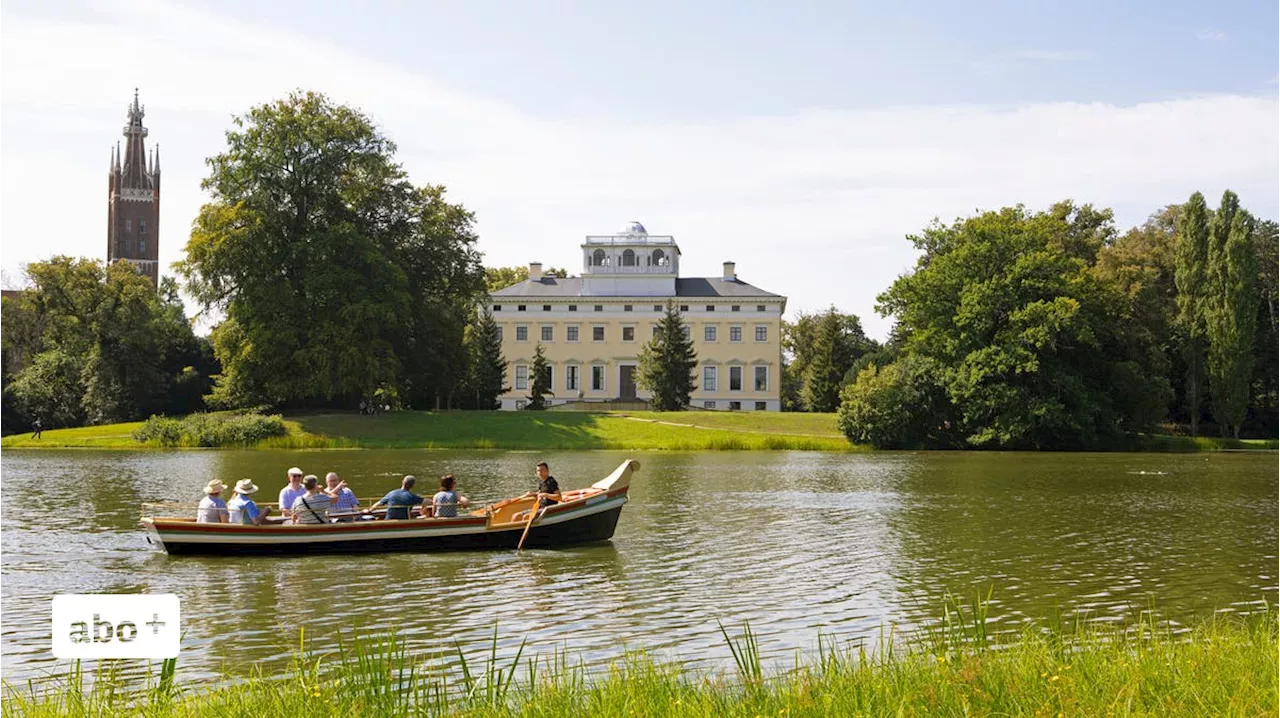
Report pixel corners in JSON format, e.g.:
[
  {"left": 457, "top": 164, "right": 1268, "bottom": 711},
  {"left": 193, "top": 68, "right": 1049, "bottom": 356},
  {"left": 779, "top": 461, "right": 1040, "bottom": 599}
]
[
  {"left": 515, "top": 462, "right": 562, "bottom": 522},
  {"left": 370, "top": 475, "right": 426, "bottom": 520},
  {"left": 429, "top": 474, "right": 470, "bottom": 518},
  {"left": 325, "top": 472, "right": 360, "bottom": 519},
  {"left": 278, "top": 467, "right": 306, "bottom": 519},
  {"left": 196, "top": 479, "right": 229, "bottom": 523},
  {"left": 292, "top": 475, "right": 332, "bottom": 524},
  {"left": 227, "top": 479, "right": 273, "bottom": 525},
  {"left": 527, "top": 462, "right": 562, "bottom": 506}
]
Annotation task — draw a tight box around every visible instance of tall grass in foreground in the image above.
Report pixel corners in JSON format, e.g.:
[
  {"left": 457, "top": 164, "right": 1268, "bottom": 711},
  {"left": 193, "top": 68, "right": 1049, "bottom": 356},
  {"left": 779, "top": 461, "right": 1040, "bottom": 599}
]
[{"left": 4, "top": 605, "right": 1275, "bottom": 718}]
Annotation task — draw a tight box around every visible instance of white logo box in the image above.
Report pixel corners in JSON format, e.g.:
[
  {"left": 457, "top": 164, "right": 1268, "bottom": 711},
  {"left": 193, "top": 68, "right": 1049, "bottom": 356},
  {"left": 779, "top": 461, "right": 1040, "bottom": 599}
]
[{"left": 51, "top": 594, "right": 180, "bottom": 659}]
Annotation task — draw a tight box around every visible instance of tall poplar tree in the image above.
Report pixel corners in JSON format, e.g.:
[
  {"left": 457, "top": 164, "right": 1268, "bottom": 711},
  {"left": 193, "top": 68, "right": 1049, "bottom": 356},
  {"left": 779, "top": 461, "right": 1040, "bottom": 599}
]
[
  {"left": 1174, "top": 192, "right": 1210, "bottom": 435},
  {"left": 636, "top": 301, "right": 697, "bottom": 411},
  {"left": 1207, "top": 208, "right": 1258, "bottom": 438}
]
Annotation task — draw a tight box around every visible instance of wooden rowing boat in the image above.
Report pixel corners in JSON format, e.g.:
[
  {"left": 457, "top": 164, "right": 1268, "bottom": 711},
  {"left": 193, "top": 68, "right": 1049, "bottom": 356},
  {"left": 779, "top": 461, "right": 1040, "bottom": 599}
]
[{"left": 140, "top": 460, "right": 637, "bottom": 556}]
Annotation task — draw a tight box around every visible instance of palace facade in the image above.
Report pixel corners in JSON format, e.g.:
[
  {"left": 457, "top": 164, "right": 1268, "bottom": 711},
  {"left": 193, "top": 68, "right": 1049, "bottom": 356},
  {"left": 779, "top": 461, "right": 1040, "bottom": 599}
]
[{"left": 487, "top": 222, "right": 787, "bottom": 411}]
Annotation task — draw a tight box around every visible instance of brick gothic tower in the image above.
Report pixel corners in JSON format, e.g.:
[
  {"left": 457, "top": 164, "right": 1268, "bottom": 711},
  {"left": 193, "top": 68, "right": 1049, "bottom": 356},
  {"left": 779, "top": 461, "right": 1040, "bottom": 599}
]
[{"left": 107, "top": 89, "right": 161, "bottom": 283}]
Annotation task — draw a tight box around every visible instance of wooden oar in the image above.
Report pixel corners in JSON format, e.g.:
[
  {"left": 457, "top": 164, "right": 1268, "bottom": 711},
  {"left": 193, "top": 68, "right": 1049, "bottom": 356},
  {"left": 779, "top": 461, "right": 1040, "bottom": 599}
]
[{"left": 517, "top": 501, "right": 540, "bottom": 551}]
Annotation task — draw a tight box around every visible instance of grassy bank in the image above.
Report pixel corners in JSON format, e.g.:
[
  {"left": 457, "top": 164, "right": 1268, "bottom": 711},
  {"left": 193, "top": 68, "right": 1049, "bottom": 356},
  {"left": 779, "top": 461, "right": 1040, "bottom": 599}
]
[
  {"left": 4, "top": 608, "right": 1274, "bottom": 717},
  {"left": 3, "top": 410, "right": 1275, "bottom": 452},
  {"left": 0, "top": 411, "right": 856, "bottom": 451}
]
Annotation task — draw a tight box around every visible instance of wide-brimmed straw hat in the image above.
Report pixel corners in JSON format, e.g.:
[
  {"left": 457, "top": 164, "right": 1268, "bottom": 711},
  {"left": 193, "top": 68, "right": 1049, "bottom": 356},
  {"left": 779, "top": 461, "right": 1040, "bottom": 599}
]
[
  {"left": 287, "top": 467, "right": 304, "bottom": 477},
  {"left": 203, "top": 479, "right": 227, "bottom": 495},
  {"left": 233, "top": 479, "right": 259, "bottom": 494}
]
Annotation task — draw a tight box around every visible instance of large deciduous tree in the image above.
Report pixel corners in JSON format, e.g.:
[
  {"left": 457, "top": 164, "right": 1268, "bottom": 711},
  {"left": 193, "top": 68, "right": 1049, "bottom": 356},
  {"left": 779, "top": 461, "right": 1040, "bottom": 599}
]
[
  {"left": 876, "top": 201, "right": 1170, "bottom": 449},
  {"left": 636, "top": 301, "right": 697, "bottom": 411},
  {"left": 783, "top": 308, "right": 873, "bottom": 412},
  {"left": 178, "top": 91, "right": 484, "bottom": 410},
  {"left": 1, "top": 257, "right": 206, "bottom": 429}
]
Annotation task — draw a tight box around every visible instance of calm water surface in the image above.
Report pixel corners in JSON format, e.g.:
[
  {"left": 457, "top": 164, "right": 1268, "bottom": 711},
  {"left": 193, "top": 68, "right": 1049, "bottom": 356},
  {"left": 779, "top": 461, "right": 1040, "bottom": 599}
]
[{"left": 1, "top": 449, "right": 1275, "bottom": 684}]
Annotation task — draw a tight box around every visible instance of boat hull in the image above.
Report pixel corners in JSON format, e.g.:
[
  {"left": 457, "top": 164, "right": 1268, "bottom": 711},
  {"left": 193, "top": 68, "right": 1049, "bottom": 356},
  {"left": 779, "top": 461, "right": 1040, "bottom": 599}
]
[{"left": 146, "top": 491, "right": 627, "bottom": 556}]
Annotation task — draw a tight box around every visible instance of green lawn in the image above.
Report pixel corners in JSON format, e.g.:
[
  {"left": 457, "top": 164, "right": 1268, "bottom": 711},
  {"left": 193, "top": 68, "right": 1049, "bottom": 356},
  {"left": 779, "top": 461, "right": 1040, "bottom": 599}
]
[
  {"left": 290, "top": 411, "right": 855, "bottom": 451},
  {"left": 0, "top": 411, "right": 856, "bottom": 451}
]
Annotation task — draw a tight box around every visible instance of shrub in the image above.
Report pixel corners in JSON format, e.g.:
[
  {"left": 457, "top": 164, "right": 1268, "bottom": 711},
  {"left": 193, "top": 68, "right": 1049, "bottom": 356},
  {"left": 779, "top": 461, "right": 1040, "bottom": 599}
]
[
  {"left": 837, "top": 355, "right": 951, "bottom": 449},
  {"left": 133, "top": 412, "right": 287, "bottom": 447}
]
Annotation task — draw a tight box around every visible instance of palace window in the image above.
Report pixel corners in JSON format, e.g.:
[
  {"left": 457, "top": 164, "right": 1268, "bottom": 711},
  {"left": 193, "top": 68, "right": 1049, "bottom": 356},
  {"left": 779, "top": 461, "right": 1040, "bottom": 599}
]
[
  {"left": 518, "top": 305, "right": 526, "bottom": 312},
  {"left": 729, "top": 401, "right": 741, "bottom": 411},
  {"left": 623, "top": 327, "right": 635, "bottom": 341},
  {"left": 594, "top": 305, "right": 604, "bottom": 312},
  {"left": 567, "top": 326, "right": 579, "bottom": 342},
  {"left": 755, "top": 401, "right": 767, "bottom": 410},
  {"left": 705, "top": 305, "right": 715, "bottom": 312},
  {"left": 732, "top": 305, "right": 741, "bottom": 312},
  {"left": 729, "top": 366, "right": 743, "bottom": 392},
  {"left": 541, "top": 325, "right": 553, "bottom": 342},
  {"left": 566, "top": 365, "right": 580, "bottom": 391},
  {"left": 539, "top": 364, "right": 553, "bottom": 391},
  {"left": 653, "top": 304, "right": 662, "bottom": 312},
  {"left": 515, "top": 325, "right": 528, "bottom": 342},
  {"left": 703, "top": 366, "right": 717, "bottom": 392},
  {"left": 624, "top": 305, "right": 633, "bottom": 312},
  {"left": 592, "top": 326, "right": 605, "bottom": 341},
  {"left": 622, "top": 249, "right": 636, "bottom": 266},
  {"left": 493, "top": 305, "right": 502, "bottom": 312},
  {"left": 592, "top": 249, "right": 607, "bottom": 266},
  {"left": 652, "top": 249, "right": 667, "bottom": 266},
  {"left": 703, "top": 400, "right": 716, "bottom": 409},
  {"left": 754, "top": 366, "right": 768, "bottom": 391},
  {"left": 704, "top": 326, "right": 716, "bottom": 342},
  {"left": 568, "top": 305, "right": 578, "bottom": 312},
  {"left": 755, "top": 325, "right": 768, "bottom": 342},
  {"left": 757, "top": 305, "right": 767, "bottom": 312},
  {"left": 679, "top": 305, "right": 689, "bottom": 312},
  {"left": 139, "top": 221, "right": 146, "bottom": 234},
  {"left": 730, "top": 326, "right": 742, "bottom": 342},
  {"left": 543, "top": 305, "right": 551, "bottom": 312},
  {"left": 591, "top": 365, "right": 606, "bottom": 391},
  {"left": 515, "top": 365, "right": 529, "bottom": 390}
]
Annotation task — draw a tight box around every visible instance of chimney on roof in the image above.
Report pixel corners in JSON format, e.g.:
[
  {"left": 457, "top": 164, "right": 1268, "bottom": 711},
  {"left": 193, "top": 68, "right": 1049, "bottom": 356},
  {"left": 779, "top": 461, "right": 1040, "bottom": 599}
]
[
  {"left": 529, "top": 262, "right": 543, "bottom": 281},
  {"left": 723, "top": 261, "right": 736, "bottom": 280}
]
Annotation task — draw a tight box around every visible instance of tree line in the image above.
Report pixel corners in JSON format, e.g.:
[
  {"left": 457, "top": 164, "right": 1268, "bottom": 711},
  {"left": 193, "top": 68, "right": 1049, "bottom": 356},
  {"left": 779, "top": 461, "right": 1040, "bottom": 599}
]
[{"left": 831, "top": 197, "right": 1277, "bottom": 448}]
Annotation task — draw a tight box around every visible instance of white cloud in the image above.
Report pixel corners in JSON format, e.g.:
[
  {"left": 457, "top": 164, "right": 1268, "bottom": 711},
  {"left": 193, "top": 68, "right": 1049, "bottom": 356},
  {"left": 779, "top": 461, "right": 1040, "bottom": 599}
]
[
  {"left": 2, "top": 0, "right": 1277, "bottom": 340},
  {"left": 1196, "top": 29, "right": 1227, "bottom": 42}
]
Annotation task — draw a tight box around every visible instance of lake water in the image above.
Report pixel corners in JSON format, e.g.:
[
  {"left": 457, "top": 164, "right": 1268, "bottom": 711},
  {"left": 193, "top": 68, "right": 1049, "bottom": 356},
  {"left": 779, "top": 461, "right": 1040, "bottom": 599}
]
[{"left": 1, "top": 449, "right": 1275, "bottom": 685}]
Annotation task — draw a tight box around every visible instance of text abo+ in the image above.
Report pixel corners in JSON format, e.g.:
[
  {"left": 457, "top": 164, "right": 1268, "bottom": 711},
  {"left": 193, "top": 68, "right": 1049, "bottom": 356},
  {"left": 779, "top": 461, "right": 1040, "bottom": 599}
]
[{"left": 52, "top": 594, "right": 181, "bottom": 659}]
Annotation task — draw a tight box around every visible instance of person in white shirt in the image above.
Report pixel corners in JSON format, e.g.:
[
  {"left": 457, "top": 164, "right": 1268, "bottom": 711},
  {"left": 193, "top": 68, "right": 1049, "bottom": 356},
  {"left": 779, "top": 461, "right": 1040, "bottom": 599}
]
[
  {"left": 196, "top": 479, "right": 228, "bottom": 523},
  {"left": 278, "top": 467, "right": 306, "bottom": 518},
  {"left": 292, "top": 475, "right": 333, "bottom": 524}
]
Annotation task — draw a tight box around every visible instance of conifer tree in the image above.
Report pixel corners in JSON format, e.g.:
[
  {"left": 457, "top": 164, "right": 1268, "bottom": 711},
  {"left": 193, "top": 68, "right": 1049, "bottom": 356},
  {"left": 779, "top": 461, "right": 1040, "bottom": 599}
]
[
  {"left": 527, "top": 343, "right": 551, "bottom": 410},
  {"left": 1206, "top": 205, "right": 1258, "bottom": 438},
  {"left": 467, "top": 307, "right": 506, "bottom": 409},
  {"left": 636, "top": 301, "right": 697, "bottom": 411},
  {"left": 1174, "top": 192, "right": 1210, "bottom": 435}
]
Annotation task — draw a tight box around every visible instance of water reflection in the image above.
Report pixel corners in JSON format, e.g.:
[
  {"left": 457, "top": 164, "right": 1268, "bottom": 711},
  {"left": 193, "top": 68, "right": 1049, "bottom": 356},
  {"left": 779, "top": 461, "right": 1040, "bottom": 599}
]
[{"left": 1, "top": 449, "right": 1274, "bottom": 686}]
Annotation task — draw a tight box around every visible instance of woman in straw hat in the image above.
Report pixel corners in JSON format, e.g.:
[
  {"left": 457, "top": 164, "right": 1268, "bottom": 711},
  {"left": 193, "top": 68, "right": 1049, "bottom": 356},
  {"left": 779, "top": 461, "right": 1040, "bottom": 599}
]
[
  {"left": 196, "top": 479, "right": 229, "bottom": 523},
  {"left": 227, "top": 479, "right": 274, "bottom": 526}
]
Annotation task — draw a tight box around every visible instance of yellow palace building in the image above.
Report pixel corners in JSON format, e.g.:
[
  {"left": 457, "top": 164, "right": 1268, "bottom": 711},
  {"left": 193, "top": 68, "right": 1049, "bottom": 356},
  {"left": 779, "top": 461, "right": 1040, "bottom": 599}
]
[{"left": 488, "top": 222, "right": 787, "bottom": 411}]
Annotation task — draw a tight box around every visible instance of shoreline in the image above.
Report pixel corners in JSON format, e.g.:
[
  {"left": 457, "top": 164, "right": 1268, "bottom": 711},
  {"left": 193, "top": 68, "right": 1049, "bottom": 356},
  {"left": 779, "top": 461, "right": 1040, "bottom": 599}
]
[{"left": 2, "top": 410, "right": 1275, "bottom": 452}]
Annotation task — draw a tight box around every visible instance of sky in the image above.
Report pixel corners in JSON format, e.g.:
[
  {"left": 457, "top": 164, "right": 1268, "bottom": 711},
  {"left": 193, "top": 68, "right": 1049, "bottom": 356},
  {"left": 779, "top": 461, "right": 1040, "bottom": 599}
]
[{"left": 1, "top": 0, "right": 1277, "bottom": 339}]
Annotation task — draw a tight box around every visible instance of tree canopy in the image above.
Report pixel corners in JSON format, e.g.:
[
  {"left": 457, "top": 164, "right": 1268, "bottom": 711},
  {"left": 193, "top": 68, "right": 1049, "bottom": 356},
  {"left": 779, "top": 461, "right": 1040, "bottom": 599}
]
[{"left": 177, "top": 91, "right": 486, "bottom": 410}]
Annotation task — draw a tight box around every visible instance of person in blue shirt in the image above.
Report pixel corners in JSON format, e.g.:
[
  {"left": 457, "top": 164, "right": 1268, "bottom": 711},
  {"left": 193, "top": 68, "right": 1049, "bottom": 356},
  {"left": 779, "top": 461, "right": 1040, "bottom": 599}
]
[
  {"left": 370, "top": 475, "right": 425, "bottom": 520},
  {"left": 227, "top": 479, "right": 273, "bottom": 525}
]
